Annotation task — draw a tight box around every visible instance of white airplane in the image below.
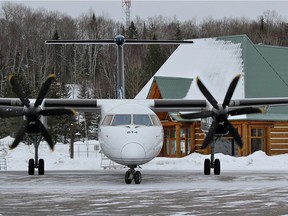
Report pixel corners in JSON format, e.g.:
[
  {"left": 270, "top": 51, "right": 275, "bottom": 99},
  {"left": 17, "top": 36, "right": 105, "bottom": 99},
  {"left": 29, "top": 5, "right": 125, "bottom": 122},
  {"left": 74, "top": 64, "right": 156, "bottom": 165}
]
[
  {"left": 0, "top": 73, "right": 208, "bottom": 183},
  {"left": 1, "top": 36, "right": 288, "bottom": 184},
  {"left": 43, "top": 97, "right": 206, "bottom": 184},
  {"left": 2, "top": 73, "right": 288, "bottom": 184}
]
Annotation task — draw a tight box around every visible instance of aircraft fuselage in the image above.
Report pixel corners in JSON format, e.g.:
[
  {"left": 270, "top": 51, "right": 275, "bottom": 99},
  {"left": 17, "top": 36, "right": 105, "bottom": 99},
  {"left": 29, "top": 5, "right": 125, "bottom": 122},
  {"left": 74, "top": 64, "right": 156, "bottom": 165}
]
[{"left": 98, "top": 103, "right": 163, "bottom": 167}]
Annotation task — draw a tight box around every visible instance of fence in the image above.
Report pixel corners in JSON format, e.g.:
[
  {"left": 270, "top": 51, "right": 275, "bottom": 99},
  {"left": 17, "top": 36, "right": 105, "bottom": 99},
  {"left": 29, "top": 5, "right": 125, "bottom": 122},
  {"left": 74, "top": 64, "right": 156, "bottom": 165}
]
[
  {"left": 0, "top": 140, "right": 8, "bottom": 170},
  {"left": 74, "top": 141, "right": 100, "bottom": 158}
]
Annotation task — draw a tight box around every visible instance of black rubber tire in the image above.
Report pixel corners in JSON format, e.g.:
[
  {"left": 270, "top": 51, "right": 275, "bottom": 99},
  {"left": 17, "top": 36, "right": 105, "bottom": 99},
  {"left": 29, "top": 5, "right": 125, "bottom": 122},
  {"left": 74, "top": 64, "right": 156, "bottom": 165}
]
[
  {"left": 125, "top": 171, "right": 132, "bottom": 184},
  {"left": 38, "top": 159, "right": 45, "bottom": 175},
  {"left": 204, "top": 158, "right": 211, "bottom": 175},
  {"left": 214, "top": 159, "right": 221, "bottom": 175},
  {"left": 28, "top": 159, "right": 35, "bottom": 175},
  {"left": 134, "top": 171, "right": 142, "bottom": 184}
]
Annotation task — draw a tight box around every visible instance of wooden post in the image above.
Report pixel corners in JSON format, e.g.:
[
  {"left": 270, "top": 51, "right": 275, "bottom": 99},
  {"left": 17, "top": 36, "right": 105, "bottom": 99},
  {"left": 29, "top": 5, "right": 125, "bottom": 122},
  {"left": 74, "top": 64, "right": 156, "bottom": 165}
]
[
  {"left": 241, "top": 122, "right": 248, "bottom": 156},
  {"left": 190, "top": 123, "right": 195, "bottom": 153},
  {"left": 175, "top": 124, "right": 181, "bottom": 158},
  {"left": 266, "top": 127, "right": 271, "bottom": 156},
  {"left": 70, "top": 123, "right": 74, "bottom": 159}
]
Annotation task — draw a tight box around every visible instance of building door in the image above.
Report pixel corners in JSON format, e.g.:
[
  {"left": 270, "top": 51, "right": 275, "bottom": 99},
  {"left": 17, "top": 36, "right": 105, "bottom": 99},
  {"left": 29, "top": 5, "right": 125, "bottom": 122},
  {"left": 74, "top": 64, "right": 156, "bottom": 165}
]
[
  {"left": 214, "top": 137, "right": 238, "bottom": 156},
  {"left": 164, "top": 128, "right": 176, "bottom": 157}
]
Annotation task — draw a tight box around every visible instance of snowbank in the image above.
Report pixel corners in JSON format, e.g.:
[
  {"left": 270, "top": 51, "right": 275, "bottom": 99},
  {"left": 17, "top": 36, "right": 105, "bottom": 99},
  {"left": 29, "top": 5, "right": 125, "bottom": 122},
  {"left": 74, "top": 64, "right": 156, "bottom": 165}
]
[{"left": 1, "top": 136, "right": 287, "bottom": 172}]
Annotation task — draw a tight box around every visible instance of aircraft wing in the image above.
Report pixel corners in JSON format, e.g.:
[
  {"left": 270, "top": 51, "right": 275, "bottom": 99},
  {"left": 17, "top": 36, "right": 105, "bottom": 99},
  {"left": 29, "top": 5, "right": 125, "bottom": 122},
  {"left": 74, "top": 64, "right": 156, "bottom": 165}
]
[
  {"left": 0, "top": 98, "right": 22, "bottom": 107},
  {"left": 229, "top": 98, "right": 288, "bottom": 107},
  {"left": 43, "top": 98, "right": 207, "bottom": 113},
  {"left": 1, "top": 97, "right": 288, "bottom": 112},
  {"left": 0, "top": 98, "right": 207, "bottom": 113}
]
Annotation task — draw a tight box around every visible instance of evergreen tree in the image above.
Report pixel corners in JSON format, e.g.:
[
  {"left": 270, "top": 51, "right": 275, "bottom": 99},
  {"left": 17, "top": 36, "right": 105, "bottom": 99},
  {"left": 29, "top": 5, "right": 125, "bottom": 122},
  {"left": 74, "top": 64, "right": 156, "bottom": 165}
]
[
  {"left": 144, "top": 35, "right": 167, "bottom": 78},
  {"left": 127, "top": 21, "right": 138, "bottom": 39}
]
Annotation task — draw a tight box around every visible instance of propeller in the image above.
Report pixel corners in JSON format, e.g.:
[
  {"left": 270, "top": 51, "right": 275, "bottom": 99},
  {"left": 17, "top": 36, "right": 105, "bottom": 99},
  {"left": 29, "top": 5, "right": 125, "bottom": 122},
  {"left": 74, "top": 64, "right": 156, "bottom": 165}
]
[
  {"left": 180, "top": 74, "right": 264, "bottom": 149},
  {"left": 0, "top": 74, "right": 76, "bottom": 150}
]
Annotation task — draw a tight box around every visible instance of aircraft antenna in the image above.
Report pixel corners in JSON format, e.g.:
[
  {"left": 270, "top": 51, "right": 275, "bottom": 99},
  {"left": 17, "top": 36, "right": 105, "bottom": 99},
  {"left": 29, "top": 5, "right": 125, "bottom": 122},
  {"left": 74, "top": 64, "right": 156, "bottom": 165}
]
[{"left": 122, "top": 0, "right": 131, "bottom": 27}]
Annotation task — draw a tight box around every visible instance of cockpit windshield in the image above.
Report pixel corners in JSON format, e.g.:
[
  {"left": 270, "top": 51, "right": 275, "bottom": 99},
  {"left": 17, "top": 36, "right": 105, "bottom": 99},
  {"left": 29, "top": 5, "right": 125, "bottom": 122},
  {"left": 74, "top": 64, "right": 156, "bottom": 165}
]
[
  {"left": 133, "top": 114, "right": 153, "bottom": 126},
  {"left": 111, "top": 114, "right": 131, "bottom": 126},
  {"left": 101, "top": 114, "right": 161, "bottom": 127}
]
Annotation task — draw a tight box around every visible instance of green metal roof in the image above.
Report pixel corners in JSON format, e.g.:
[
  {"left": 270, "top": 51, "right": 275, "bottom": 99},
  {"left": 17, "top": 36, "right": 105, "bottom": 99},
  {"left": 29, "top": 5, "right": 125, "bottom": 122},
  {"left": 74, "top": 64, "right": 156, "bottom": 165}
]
[
  {"left": 217, "top": 35, "right": 288, "bottom": 116},
  {"left": 152, "top": 36, "right": 288, "bottom": 121},
  {"left": 153, "top": 76, "right": 193, "bottom": 99}
]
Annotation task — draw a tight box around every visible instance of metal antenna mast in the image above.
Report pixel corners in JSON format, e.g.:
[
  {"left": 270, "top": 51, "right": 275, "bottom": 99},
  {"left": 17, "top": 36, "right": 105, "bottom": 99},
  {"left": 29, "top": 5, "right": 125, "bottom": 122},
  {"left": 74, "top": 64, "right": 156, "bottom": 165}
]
[{"left": 122, "top": 0, "right": 131, "bottom": 27}]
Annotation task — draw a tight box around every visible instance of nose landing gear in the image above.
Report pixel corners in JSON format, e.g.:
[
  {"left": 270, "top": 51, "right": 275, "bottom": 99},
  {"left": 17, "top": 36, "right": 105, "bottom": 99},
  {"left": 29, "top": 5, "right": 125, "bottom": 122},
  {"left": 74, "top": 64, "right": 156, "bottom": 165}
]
[{"left": 125, "top": 166, "right": 142, "bottom": 184}]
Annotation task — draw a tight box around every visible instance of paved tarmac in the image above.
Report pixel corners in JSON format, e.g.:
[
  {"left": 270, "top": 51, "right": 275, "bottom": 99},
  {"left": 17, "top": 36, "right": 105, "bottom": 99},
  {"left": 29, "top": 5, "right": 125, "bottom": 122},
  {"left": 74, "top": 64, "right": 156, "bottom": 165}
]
[{"left": 0, "top": 170, "right": 287, "bottom": 215}]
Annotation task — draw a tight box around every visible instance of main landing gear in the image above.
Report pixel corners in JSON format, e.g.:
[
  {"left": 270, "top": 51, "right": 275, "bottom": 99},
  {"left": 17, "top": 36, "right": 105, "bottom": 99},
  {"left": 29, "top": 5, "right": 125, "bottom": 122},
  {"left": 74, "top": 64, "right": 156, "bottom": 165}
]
[
  {"left": 204, "top": 138, "right": 221, "bottom": 175},
  {"left": 27, "top": 134, "right": 45, "bottom": 175},
  {"left": 125, "top": 166, "right": 142, "bottom": 184}
]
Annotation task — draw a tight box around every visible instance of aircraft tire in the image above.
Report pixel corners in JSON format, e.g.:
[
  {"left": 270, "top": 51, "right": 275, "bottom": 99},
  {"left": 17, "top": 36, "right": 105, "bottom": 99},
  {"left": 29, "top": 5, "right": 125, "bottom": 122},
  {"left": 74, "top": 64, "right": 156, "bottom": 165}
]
[
  {"left": 28, "top": 159, "right": 35, "bottom": 175},
  {"left": 125, "top": 171, "right": 132, "bottom": 184},
  {"left": 204, "top": 158, "right": 211, "bottom": 175},
  {"left": 38, "top": 159, "right": 45, "bottom": 175},
  {"left": 214, "top": 159, "right": 221, "bottom": 175},
  {"left": 134, "top": 171, "right": 142, "bottom": 184}
]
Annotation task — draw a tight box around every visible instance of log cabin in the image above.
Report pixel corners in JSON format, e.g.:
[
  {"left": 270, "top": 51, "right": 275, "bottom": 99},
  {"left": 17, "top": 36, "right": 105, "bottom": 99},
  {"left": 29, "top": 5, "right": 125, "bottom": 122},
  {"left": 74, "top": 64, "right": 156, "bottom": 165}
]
[{"left": 138, "top": 35, "right": 288, "bottom": 157}]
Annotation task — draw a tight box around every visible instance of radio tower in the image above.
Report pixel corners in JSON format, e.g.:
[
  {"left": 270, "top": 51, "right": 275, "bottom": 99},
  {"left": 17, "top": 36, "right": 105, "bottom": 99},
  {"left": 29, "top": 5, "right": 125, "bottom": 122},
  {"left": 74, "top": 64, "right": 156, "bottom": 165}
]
[{"left": 122, "top": 0, "right": 131, "bottom": 27}]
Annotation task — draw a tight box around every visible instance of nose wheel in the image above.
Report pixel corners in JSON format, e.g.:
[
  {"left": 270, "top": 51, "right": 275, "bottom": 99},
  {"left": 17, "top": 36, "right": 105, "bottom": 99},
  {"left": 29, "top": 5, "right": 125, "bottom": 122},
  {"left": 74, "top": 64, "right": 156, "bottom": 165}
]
[
  {"left": 125, "top": 167, "right": 142, "bottom": 184},
  {"left": 28, "top": 158, "right": 45, "bottom": 175}
]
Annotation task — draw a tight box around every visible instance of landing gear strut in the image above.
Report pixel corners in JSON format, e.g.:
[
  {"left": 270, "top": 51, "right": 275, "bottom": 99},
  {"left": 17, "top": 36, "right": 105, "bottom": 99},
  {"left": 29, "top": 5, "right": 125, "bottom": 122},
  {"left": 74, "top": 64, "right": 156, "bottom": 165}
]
[
  {"left": 125, "top": 166, "right": 142, "bottom": 184},
  {"left": 204, "top": 138, "right": 221, "bottom": 175},
  {"left": 28, "top": 134, "right": 45, "bottom": 175}
]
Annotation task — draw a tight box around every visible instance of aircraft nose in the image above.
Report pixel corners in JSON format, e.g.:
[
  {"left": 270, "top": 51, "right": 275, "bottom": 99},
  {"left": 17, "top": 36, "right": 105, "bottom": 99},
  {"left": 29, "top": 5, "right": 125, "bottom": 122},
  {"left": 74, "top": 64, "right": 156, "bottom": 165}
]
[{"left": 121, "top": 142, "right": 146, "bottom": 163}]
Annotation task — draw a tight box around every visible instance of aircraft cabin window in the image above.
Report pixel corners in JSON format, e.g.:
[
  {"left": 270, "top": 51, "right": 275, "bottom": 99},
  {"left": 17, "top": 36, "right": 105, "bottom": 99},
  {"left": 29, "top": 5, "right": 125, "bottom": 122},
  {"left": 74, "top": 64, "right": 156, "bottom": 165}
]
[
  {"left": 112, "top": 114, "right": 131, "bottom": 126},
  {"left": 102, "top": 115, "right": 113, "bottom": 125},
  {"left": 133, "top": 114, "right": 153, "bottom": 126}
]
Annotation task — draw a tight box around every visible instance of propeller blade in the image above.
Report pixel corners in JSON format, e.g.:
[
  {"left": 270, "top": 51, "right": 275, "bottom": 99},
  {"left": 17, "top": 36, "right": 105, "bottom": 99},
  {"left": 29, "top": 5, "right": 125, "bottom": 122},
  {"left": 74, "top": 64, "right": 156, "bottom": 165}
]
[
  {"left": 201, "top": 120, "right": 219, "bottom": 149},
  {"left": 224, "top": 119, "right": 243, "bottom": 148},
  {"left": 35, "top": 119, "right": 54, "bottom": 150},
  {"left": 196, "top": 77, "right": 218, "bottom": 108},
  {"left": 9, "top": 74, "right": 30, "bottom": 107},
  {"left": 228, "top": 107, "right": 264, "bottom": 116},
  {"left": 40, "top": 108, "right": 76, "bottom": 116},
  {"left": 180, "top": 110, "right": 214, "bottom": 119},
  {"left": 9, "top": 120, "right": 29, "bottom": 149},
  {"left": 0, "top": 108, "right": 25, "bottom": 118},
  {"left": 222, "top": 75, "right": 241, "bottom": 108},
  {"left": 34, "top": 74, "right": 56, "bottom": 107}
]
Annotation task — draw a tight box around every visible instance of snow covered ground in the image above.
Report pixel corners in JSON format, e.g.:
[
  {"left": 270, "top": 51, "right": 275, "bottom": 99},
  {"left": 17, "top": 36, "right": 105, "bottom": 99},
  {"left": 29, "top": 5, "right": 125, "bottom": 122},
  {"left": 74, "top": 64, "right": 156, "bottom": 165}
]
[
  {"left": 1, "top": 136, "right": 288, "bottom": 215},
  {"left": 0, "top": 136, "right": 288, "bottom": 173}
]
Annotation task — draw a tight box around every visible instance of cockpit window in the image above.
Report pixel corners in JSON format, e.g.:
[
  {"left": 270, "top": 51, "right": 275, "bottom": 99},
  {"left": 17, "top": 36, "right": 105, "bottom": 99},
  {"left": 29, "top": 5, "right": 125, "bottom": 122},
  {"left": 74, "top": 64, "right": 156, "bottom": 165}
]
[
  {"left": 112, "top": 114, "right": 131, "bottom": 126},
  {"left": 102, "top": 115, "right": 113, "bottom": 126},
  {"left": 133, "top": 114, "right": 153, "bottom": 126},
  {"left": 150, "top": 115, "right": 161, "bottom": 126}
]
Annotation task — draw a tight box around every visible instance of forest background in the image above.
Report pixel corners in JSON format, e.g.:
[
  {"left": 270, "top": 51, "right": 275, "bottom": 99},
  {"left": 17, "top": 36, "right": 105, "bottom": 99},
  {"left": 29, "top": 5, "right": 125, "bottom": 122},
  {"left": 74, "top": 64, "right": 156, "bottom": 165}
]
[{"left": 0, "top": 2, "right": 287, "bottom": 142}]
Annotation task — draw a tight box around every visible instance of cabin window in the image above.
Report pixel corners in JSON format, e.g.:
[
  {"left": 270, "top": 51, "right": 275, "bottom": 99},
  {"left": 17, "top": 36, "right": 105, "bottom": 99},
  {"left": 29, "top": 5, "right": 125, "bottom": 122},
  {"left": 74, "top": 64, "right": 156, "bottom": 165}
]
[
  {"left": 111, "top": 114, "right": 131, "bottom": 126},
  {"left": 180, "top": 129, "right": 186, "bottom": 154},
  {"left": 133, "top": 115, "right": 153, "bottom": 126},
  {"left": 102, "top": 115, "right": 113, "bottom": 126},
  {"left": 251, "top": 128, "right": 265, "bottom": 153}
]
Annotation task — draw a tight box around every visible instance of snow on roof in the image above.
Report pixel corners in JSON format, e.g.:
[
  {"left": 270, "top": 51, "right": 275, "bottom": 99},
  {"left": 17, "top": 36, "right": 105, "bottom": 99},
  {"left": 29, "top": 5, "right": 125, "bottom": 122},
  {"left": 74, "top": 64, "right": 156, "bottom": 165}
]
[{"left": 136, "top": 38, "right": 244, "bottom": 101}]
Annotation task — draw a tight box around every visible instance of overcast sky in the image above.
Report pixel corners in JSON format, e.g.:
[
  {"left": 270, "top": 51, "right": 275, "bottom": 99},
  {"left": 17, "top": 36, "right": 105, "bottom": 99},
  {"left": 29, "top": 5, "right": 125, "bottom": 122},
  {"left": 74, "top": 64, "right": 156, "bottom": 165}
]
[{"left": 4, "top": 1, "right": 288, "bottom": 24}]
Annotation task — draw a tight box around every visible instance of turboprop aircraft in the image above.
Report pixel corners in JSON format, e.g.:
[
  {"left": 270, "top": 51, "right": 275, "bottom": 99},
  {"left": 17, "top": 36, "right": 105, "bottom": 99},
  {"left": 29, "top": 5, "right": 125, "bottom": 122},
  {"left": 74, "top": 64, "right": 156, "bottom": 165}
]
[
  {"left": 0, "top": 73, "right": 207, "bottom": 183},
  {"left": 2, "top": 73, "right": 288, "bottom": 183},
  {"left": 1, "top": 35, "right": 288, "bottom": 184}
]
